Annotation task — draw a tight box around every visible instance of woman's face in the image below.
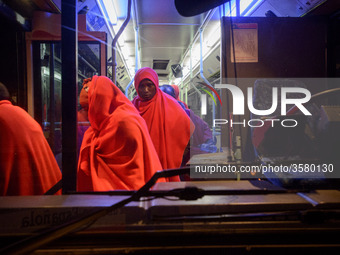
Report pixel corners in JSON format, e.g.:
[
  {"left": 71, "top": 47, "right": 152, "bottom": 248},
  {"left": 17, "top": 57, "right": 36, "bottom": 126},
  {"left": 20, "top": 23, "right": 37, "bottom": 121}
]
[
  {"left": 138, "top": 79, "right": 157, "bottom": 101},
  {"left": 79, "top": 82, "right": 91, "bottom": 109}
]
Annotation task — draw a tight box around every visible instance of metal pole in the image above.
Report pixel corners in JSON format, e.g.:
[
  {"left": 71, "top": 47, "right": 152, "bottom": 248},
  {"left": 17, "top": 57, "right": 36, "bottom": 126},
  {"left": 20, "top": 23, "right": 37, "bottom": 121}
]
[
  {"left": 49, "top": 43, "right": 55, "bottom": 154},
  {"left": 199, "top": 27, "right": 216, "bottom": 134},
  {"left": 112, "top": 0, "right": 132, "bottom": 84},
  {"left": 125, "top": 77, "right": 135, "bottom": 98},
  {"left": 125, "top": 16, "right": 139, "bottom": 98},
  {"left": 236, "top": 0, "right": 240, "bottom": 16},
  {"left": 61, "top": 0, "right": 78, "bottom": 193}
]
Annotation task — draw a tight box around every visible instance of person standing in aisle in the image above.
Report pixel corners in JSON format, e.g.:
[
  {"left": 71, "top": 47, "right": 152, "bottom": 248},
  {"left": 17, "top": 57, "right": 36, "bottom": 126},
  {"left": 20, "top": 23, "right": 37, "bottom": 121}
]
[
  {"left": 132, "top": 67, "right": 194, "bottom": 181},
  {"left": 77, "top": 76, "right": 164, "bottom": 191},
  {"left": 0, "top": 82, "right": 62, "bottom": 196}
]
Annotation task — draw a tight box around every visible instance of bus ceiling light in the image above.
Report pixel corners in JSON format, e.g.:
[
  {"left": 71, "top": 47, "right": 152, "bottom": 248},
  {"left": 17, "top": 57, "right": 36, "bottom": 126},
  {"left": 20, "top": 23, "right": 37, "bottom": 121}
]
[
  {"left": 242, "top": 0, "right": 263, "bottom": 16},
  {"left": 221, "top": 0, "right": 264, "bottom": 17},
  {"left": 102, "top": 0, "right": 118, "bottom": 25},
  {"left": 222, "top": 0, "right": 236, "bottom": 17},
  {"left": 206, "top": 24, "right": 221, "bottom": 47},
  {"left": 191, "top": 43, "right": 209, "bottom": 63},
  {"left": 15, "top": 12, "right": 26, "bottom": 25}
]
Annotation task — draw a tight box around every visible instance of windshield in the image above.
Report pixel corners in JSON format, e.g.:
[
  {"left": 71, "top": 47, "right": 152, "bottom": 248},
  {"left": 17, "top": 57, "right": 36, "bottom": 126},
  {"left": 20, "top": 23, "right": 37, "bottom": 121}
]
[{"left": 0, "top": 0, "right": 340, "bottom": 253}]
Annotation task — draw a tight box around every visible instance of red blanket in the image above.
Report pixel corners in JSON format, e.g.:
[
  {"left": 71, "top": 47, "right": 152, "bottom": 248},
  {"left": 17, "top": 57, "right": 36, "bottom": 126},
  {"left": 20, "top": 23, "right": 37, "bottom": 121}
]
[
  {"left": 132, "top": 68, "right": 194, "bottom": 181},
  {"left": 77, "top": 76, "right": 163, "bottom": 191},
  {"left": 0, "top": 100, "right": 61, "bottom": 195}
]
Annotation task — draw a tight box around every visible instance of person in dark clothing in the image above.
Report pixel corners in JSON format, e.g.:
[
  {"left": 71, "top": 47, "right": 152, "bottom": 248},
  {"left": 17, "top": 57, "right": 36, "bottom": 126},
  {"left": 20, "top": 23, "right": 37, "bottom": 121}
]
[{"left": 159, "top": 85, "right": 217, "bottom": 166}]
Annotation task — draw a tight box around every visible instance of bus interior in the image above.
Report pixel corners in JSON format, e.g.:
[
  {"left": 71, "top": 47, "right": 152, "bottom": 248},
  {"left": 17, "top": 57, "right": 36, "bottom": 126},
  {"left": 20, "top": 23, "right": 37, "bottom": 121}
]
[{"left": 1, "top": 0, "right": 340, "bottom": 254}]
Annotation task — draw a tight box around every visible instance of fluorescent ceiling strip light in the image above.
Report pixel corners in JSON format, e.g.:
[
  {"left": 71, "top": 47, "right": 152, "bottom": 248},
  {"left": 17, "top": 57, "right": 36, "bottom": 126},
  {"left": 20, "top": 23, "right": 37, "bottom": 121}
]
[
  {"left": 222, "top": 0, "right": 236, "bottom": 17},
  {"left": 102, "top": 0, "right": 118, "bottom": 25},
  {"left": 181, "top": 42, "right": 220, "bottom": 84},
  {"left": 242, "top": 0, "right": 263, "bottom": 16},
  {"left": 206, "top": 24, "right": 221, "bottom": 47},
  {"left": 240, "top": 0, "right": 254, "bottom": 14},
  {"left": 96, "top": 0, "right": 132, "bottom": 79}
]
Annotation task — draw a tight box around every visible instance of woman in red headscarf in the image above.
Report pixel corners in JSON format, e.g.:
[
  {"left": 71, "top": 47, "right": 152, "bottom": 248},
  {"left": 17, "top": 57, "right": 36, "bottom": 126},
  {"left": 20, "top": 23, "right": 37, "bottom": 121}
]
[
  {"left": 77, "top": 76, "right": 163, "bottom": 191},
  {"left": 132, "top": 67, "right": 194, "bottom": 181}
]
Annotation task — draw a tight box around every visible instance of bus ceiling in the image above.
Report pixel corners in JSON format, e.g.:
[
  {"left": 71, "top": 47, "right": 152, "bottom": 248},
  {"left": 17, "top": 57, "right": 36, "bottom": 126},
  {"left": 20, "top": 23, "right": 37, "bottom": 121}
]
[{"left": 1, "top": 0, "right": 340, "bottom": 91}]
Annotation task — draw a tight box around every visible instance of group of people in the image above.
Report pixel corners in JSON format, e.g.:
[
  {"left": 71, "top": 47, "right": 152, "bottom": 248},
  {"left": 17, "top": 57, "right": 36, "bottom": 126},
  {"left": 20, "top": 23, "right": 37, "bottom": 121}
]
[{"left": 1, "top": 67, "right": 215, "bottom": 195}]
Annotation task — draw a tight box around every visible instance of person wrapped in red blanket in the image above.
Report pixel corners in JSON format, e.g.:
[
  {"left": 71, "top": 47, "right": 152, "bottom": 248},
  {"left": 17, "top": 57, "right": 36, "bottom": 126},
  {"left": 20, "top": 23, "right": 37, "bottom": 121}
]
[
  {"left": 132, "top": 67, "right": 194, "bottom": 181},
  {"left": 77, "top": 76, "right": 164, "bottom": 191},
  {"left": 0, "top": 82, "right": 61, "bottom": 195}
]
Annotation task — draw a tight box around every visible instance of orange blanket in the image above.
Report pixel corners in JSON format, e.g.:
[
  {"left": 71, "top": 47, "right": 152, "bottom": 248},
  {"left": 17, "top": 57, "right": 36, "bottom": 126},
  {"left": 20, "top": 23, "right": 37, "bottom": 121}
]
[
  {"left": 132, "top": 68, "right": 194, "bottom": 181},
  {"left": 0, "top": 100, "right": 62, "bottom": 195},
  {"left": 77, "top": 76, "right": 163, "bottom": 191}
]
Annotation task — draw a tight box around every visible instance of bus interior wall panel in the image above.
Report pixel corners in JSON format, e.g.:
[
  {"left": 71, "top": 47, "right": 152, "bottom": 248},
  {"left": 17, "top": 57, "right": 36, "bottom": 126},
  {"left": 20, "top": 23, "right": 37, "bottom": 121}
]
[{"left": 220, "top": 16, "right": 329, "bottom": 152}]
